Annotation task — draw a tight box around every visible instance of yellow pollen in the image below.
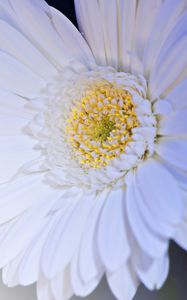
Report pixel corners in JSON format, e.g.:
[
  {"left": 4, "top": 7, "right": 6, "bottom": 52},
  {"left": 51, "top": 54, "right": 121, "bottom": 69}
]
[{"left": 66, "top": 81, "right": 139, "bottom": 169}]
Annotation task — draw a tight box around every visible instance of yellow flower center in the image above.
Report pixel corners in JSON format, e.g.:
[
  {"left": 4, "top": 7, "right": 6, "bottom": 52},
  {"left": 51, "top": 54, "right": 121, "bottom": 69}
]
[{"left": 66, "top": 81, "right": 139, "bottom": 169}]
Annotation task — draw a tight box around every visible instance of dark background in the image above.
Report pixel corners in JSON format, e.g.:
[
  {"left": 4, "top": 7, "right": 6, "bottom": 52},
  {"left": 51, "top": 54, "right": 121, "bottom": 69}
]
[
  {"left": 43, "top": 1, "right": 187, "bottom": 299},
  {"left": 46, "top": 0, "right": 77, "bottom": 26}
]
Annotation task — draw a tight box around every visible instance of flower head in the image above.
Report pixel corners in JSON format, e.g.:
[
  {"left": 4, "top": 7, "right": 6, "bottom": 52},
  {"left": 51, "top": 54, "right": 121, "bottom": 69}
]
[{"left": 0, "top": 1, "right": 187, "bottom": 300}]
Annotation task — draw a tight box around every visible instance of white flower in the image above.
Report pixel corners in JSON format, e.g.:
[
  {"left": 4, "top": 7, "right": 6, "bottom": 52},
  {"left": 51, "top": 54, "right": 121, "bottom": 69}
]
[{"left": 0, "top": 0, "right": 187, "bottom": 300}]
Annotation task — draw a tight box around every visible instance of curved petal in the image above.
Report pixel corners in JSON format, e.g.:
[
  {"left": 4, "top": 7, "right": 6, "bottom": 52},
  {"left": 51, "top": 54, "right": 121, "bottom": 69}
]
[
  {"left": 2, "top": 251, "right": 25, "bottom": 287},
  {"left": 0, "top": 0, "right": 93, "bottom": 70},
  {"left": 0, "top": 20, "right": 56, "bottom": 81},
  {"left": 132, "top": 0, "right": 162, "bottom": 73},
  {"left": 132, "top": 243, "right": 169, "bottom": 290},
  {"left": 159, "top": 109, "right": 187, "bottom": 136},
  {"left": 0, "top": 176, "right": 60, "bottom": 268},
  {"left": 126, "top": 176, "right": 169, "bottom": 258},
  {"left": 0, "top": 52, "right": 45, "bottom": 97},
  {"left": 107, "top": 262, "right": 139, "bottom": 300},
  {"left": 0, "top": 91, "right": 39, "bottom": 183},
  {"left": 136, "top": 159, "right": 183, "bottom": 225},
  {"left": 79, "top": 190, "right": 107, "bottom": 283},
  {"left": 149, "top": 11, "right": 187, "bottom": 98},
  {"left": 7, "top": 0, "right": 74, "bottom": 68},
  {"left": 130, "top": 176, "right": 176, "bottom": 239},
  {"left": 156, "top": 138, "right": 187, "bottom": 172},
  {"left": 41, "top": 193, "right": 95, "bottom": 279},
  {"left": 18, "top": 213, "right": 61, "bottom": 286},
  {"left": 165, "top": 79, "right": 187, "bottom": 111},
  {"left": 174, "top": 216, "right": 187, "bottom": 251},
  {"left": 97, "top": 188, "right": 130, "bottom": 272},
  {"left": 143, "top": 0, "right": 187, "bottom": 77},
  {"left": 75, "top": 0, "right": 136, "bottom": 70},
  {"left": 37, "top": 276, "right": 54, "bottom": 300},
  {"left": 71, "top": 252, "right": 102, "bottom": 297},
  {"left": 0, "top": 174, "right": 55, "bottom": 225},
  {"left": 153, "top": 99, "right": 173, "bottom": 116},
  {"left": 49, "top": 7, "right": 95, "bottom": 67},
  {"left": 51, "top": 267, "right": 73, "bottom": 300},
  {"left": 74, "top": 0, "right": 106, "bottom": 66}
]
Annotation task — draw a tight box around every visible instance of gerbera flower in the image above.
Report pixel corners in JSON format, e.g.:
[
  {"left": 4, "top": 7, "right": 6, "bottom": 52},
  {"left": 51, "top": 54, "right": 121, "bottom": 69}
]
[{"left": 0, "top": 0, "right": 187, "bottom": 299}]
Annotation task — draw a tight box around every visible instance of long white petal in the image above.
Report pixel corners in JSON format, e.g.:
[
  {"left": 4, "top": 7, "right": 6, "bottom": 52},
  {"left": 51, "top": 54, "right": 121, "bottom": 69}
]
[
  {"left": 165, "top": 78, "right": 187, "bottom": 110},
  {"left": 18, "top": 213, "right": 61, "bottom": 286},
  {"left": 37, "top": 276, "right": 54, "bottom": 300},
  {"left": 71, "top": 252, "right": 102, "bottom": 297},
  {"left": 159, "top": 109, "right": 187, "bottom": 136},
  {"left": 98, "top": 188, "right": 130, "bottom": 272},
  {"left": 107, "top": 262, "right": 139, "bottom": 300},
  {"left": 143, "top": 0, "right": 187, "bottom": 77},
  {"left": 136, "top": 159, "right": 183, "bottom": 225},
  {"left": 132, "top": 244, "right": 169, "bottom": 290},
  {"left": 0, "top": 52, "right": 45, "bottom": 97},
  {"left": 156, "top": 138, "right": 187, "bottom": 172},
  {"left": 2, "top": 251, "right": 26, "bottom": 287},
  {"left": 0, "top": 20, "right": 57, "bottom": 80},
  {"left": 126, "top": 176, "right": 169, "bottom": 258},
  {"left": 49, "top": 7, "right": 95, "bottom": 67},
  {"left": 79, "top": 190, "right": 107, "bottom": 283},
  {"left": 8, "top": 0, "right": 73, "bottom": 68},
  {"left": 51, "top": 267, "right": 73, "bottom": 300},
  {"left": 0, "top": 179, "right": 60, "bottom": 268},
  {"left": 149, "top": 11, "right": 187, "bottom": 98},
  {"left": 74, "top": 0, "right": 106, "bottom": 65},
  {"left": 42, "top": 193, "right": 95, "bottom": 278}
]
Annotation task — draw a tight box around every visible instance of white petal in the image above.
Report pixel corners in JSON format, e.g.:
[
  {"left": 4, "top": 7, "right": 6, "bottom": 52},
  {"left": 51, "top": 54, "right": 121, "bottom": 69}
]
[
  {"left": 107, "top": 262, "right": 139, "bottom": 300},
  {"left": 0, "top": 115, "right": 30, "bottom": 135},
  {"left": 163, "top": 162, "right": 187, "bottom": 191},
  {"left": 0, "top": 52, "right": 45, "bottom": 97},
  {"left": 153, "top": 99, "right": 173, "bottom": 116},
  {"left": 49, "top": 7, "right": 95, "bottom": 67},
  {"left": 71, "top": 252, "right": 102, "bottom": 297},
  {"left": 0, "top": 135, "right": 38, "bottom": 184},
  {"left": 2, "top": 251, "right": 25, "bottom": 287},
  {"left": 133, "top": 0, "right": 162, "bottom": 62},
  {"left": 8, "top": 0, "right": 74, "bottom": 68},
  {"left": 156, "top": 138, "right": 187, "bottom": 171},
  {"left": 42, "top": 193, "right": 95, "bottom": 278},
  {"left": 79, "top": 190, "right": 108, "bottom": 283},
  {"left": 18, "top": 213, "right": 61, "bottom": 286},
  {"left": 126, "top": 177, "right": 169, "bottom": 258},
  {"left": 0, "top": 178, "right": 59, "bottom": 267},
  {"left": 144, "top": 0, "right": 187, "bottom": 77},
  {"left": 130, "top": 176, "right": 175, "bottom": 239},
  {"left": 98, "top": 188, "right": 130, "bottom": 272},
  {"left": 159, "top": 109, "right": 187, "bottom": 136},
  {"left": 0, "top": 174, "right": 53, "bottom": 225},
  {"left": 175, "top": 217, "right": 187, "bottom": 251},
  {"left": 136, "top": 159, "right": 183, "bottom": 225},
  {"left": 0, "top": 20, "right": 57, "bottom": 80},
  {"left": 117, "top": 0, "right": 137, "bottom": 72},
  {"left": 97, "top": 0, "right": 119, "bottom": 69},
  {"left": 51, "top": 267, "right": 73, "bottom": 300},
  {"left": 166, "top": 79, "right": 187, "bottom": 110},
  {"left": 132, "top": 245, "right": 169, "bottom": 290},
  {"left": 37, "top": 276, "right": 54, "bottom": 300},
  {"left": 74, "top": 0, "right": 106, "bottom": 66},
  {"left": 149, "top": 11, "right": 187, "bottom": 98},
  {"left": 0, "top": 91, "right": 33, "bottom": 120}
]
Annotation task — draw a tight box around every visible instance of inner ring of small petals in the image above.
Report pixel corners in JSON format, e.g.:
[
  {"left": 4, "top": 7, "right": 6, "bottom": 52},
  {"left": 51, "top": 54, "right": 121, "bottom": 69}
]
[{"left": 66, "top": 80, "right": 139, "bottom": 169}]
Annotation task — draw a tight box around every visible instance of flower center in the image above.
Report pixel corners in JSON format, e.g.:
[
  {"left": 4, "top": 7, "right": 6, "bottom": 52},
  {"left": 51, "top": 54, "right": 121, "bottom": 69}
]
[{"left": 66, "top": 80, "right": 139, "bottom": 169}]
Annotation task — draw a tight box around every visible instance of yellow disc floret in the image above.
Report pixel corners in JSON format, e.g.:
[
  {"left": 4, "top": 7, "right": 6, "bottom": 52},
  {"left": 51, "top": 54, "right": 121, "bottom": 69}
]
[{"left": 66, "top": 80, "right": 139, "bottom": 169}]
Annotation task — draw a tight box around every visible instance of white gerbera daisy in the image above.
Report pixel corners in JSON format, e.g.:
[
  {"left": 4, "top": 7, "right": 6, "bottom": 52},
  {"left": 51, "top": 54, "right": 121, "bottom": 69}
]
[{"left": 0, "top": 0, "right": 187, "bottom": 299}]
